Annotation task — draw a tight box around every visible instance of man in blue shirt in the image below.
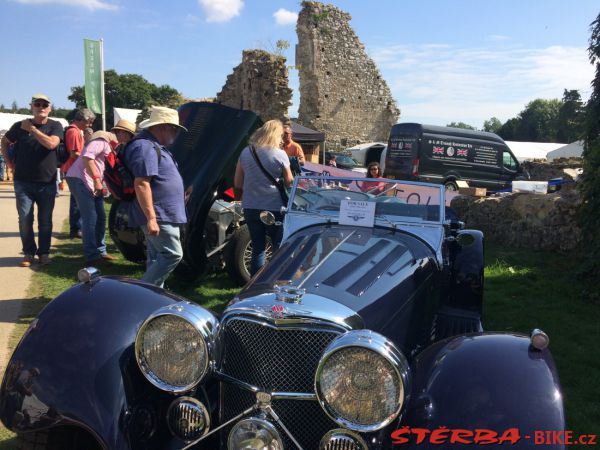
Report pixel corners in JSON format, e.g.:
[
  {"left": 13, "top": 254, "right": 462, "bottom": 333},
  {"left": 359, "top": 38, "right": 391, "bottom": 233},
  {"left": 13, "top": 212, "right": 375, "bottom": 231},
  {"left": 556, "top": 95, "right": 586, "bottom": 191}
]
[{"left": 123, "top": 106, "right": 187, "bottom": 287}]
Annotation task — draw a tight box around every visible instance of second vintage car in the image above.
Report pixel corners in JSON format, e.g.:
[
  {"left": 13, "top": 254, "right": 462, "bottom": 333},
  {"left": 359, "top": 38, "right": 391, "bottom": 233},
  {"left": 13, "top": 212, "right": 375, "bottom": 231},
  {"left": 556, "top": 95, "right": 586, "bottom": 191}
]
[{"left": 0, "top": 176, "right": 565, "bottom": 449}]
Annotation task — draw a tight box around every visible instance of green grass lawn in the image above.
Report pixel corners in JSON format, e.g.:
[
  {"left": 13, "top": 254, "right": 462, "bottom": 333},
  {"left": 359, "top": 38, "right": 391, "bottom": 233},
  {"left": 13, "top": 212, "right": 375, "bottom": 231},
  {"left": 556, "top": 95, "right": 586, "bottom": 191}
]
[{"left": 0, "top": 230, "right": 598, "bottom": 445}]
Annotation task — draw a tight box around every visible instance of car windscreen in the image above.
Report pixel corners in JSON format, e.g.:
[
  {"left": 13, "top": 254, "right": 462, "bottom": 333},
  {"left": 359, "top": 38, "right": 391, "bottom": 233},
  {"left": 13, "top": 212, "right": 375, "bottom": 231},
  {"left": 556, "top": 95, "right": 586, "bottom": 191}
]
[{"left": 291, "top": 176, "right": 443, "bottom": 223}]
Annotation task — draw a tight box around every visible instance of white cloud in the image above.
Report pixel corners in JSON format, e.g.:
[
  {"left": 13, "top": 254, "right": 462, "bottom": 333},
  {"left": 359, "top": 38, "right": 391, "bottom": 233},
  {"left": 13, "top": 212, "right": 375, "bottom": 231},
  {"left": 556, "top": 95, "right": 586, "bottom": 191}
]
[
  {"left": 273, "top": 8, "right": 297, "bottom": 26},
  {"left": 370, "top": 43, "right": 594, "bottom": 126},
  {"left": 198, "top": 0, "right": 243, "bottom": 23},
  {"left": 12, "top": 0, "right": 117, "bottom": 11}
]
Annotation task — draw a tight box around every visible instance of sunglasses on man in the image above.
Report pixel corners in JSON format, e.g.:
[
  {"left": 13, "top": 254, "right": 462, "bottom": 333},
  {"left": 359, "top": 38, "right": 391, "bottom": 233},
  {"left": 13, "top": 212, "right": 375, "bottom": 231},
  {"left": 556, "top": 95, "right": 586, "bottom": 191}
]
[{"left": 33, "top": 102, "right": 50, "bottom": 108}]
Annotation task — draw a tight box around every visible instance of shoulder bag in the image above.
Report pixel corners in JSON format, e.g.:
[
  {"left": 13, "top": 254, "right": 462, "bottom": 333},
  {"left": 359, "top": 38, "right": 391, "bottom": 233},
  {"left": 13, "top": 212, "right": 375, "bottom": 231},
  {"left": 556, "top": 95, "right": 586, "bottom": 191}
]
[{"left": 249, "top": 146, "right": 289, "bottom": 205}]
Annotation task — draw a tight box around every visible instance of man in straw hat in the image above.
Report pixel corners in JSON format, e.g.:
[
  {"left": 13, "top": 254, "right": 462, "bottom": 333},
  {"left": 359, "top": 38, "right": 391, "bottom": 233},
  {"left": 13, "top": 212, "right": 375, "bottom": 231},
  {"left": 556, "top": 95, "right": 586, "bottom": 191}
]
[
  {"left": 0, "top": 93, "right": 64, "bottom": 267},
  {"left": 122, "top": 106, "right": 187, "bottom": 287}
]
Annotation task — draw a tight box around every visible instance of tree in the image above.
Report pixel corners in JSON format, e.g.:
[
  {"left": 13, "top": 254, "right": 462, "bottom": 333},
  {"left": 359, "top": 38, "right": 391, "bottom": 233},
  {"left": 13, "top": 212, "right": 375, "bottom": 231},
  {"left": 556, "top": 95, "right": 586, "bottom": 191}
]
[
  {"left": 446, "top": 121, "right": 476, "bottom": 130},
  {"left": 556, "top": 89, "right": 585, "bottom": 143},
  {"left": 68, "top": 69, "right": 183, "bottom": 127},
  {"left": 497, "top": 98, "right": 560, "bottom": 142},
  {"left": 482, "top": 117, "right": 503, "bottom": 134},
  {"left": 11, "top": 101, "right": 17, "bottom": 112},
  {"left": 579, "top": 12, "right": 600, "bottom": 284}
]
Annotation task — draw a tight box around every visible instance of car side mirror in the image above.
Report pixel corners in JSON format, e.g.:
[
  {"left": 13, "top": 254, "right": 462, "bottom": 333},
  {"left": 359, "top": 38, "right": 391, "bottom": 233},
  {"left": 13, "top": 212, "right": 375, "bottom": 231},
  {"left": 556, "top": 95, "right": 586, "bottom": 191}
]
[{"left": 260, "top": 211, "right": 282, "bottom": 226}]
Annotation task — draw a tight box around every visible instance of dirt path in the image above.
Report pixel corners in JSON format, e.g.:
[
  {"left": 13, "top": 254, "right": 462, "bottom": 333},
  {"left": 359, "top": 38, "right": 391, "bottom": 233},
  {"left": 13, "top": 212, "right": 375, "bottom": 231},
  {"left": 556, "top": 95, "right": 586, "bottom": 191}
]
[{"left": 0, "top": 182, "right": 69, "bottom": 374}]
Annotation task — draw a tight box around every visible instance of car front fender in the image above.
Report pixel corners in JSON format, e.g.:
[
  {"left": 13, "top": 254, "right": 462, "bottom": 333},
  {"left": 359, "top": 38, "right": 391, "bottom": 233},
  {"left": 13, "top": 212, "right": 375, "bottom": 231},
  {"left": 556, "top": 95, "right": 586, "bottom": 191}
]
[
  {"left": 0, "top": 277, "right": 185, "bottom": 449},
  {"left": 398, "top": 333, "right": 565, "bottom": 448}
]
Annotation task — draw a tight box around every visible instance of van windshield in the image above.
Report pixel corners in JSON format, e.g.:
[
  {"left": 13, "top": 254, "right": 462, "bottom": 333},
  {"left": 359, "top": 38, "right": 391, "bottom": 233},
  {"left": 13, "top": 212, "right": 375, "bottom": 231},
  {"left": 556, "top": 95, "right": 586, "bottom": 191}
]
[{"left": 503, "top": 151, "right": 518, "bottom": 170}]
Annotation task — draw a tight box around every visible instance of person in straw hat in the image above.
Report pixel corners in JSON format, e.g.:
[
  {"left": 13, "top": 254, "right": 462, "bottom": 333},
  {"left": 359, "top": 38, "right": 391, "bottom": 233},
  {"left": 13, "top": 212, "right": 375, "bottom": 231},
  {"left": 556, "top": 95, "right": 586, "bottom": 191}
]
[
  {"left": 65, "top": 130, "right": 118, "bottom": 265},
  {"left": 111, "top": 118, "right": 136, "bottom": 147},
  {"left": 122, "top": 106, "right": 187, "bottom": 287}
]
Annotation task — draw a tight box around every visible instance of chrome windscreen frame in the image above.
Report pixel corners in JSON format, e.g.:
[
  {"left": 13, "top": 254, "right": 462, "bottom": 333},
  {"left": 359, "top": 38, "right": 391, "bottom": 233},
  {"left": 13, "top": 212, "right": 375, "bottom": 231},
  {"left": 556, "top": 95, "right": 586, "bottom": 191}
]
[
  {"left": 135, "top": 302, "right": 220, "bottom": 393},
  {"left": 314, "top": 329, "right": 411, "bottom": 433}
]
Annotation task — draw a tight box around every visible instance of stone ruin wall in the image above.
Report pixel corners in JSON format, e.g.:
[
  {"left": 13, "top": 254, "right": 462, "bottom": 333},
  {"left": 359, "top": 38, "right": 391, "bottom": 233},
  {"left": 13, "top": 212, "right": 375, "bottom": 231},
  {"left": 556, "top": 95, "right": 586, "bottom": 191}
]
[
  {"left": 296, "top": 1, "right": 400, "bottom": 149},
  {"left": 450, "top": 160, "right": 585, "bottom": 253},
  {"left": 216, "top": 50, "right": 292, "bottom": 122}
]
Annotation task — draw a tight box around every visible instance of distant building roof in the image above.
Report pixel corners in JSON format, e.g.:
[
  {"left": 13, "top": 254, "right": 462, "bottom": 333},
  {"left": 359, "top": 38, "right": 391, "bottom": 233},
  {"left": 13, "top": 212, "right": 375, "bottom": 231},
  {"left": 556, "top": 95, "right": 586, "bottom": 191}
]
[{"left": 546, "top": 141, "right": 584, "bottom": 161}]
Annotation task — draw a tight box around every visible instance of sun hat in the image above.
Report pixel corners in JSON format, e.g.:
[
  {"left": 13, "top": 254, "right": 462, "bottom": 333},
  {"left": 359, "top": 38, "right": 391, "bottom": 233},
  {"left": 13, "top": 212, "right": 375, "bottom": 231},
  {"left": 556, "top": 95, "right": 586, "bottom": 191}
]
[
  {"left": 111, "top": 119, "right": 136, "bottom": 135},
  {"left": 138, "top": 106, "right": 187, "bottom": 131},
  {"left": 90, "top": 130, "right": 117, "bottom": 143},
  {"left": 31, "top": 93, "right": 50, "bottom": 103}
]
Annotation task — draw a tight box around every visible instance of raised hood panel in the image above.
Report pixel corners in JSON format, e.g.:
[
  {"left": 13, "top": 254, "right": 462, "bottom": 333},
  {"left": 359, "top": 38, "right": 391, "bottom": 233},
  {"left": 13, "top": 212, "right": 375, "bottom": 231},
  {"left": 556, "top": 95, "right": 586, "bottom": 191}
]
[
  {"left": 173, "top": 102, "right": 262, "bottom": 269},
  {"left": 241, "top": 225, "right": 438, "bottom": 325}
]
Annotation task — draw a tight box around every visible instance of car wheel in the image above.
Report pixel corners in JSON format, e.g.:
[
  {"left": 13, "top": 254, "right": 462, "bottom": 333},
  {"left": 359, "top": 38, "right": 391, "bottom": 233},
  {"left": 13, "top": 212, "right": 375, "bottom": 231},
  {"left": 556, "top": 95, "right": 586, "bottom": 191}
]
[
  {"left": 225, "top": 225, "right": 272, "bottom": 285},
  {"left": 17, "top": 427, "right": 101, "bottom": 450},
  {"left": 444, "top": 180, "right": 459, "bottom": 191}
]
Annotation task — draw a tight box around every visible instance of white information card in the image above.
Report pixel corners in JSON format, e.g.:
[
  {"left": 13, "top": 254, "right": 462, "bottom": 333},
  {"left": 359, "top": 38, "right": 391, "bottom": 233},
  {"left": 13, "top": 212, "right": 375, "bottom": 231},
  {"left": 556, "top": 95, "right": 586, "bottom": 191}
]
[{"left": 339, "top": 200, "right": 376, "bottom": 227}]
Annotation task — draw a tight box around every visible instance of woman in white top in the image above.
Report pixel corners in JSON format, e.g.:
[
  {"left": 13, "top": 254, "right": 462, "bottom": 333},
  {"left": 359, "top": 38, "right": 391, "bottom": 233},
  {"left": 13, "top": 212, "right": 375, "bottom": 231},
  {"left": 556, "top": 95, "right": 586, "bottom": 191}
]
[{"left": 234, "top": 119, "right": 294, "bottom": 276}]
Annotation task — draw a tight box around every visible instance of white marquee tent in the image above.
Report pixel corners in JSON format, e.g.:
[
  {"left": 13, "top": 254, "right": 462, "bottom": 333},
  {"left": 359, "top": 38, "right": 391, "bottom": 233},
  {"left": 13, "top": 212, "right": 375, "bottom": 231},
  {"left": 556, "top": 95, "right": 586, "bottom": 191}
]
[
  {"left": 0, "top": 112, "right": 68, "bottom": 134},
  {"left": 505, "top": 141, "right": 566, "bottom": 162},
  {"left": 113, "top": 107, "right": 141, "bottom": 127},
  {"left": 546, "top": 141, "right": 584, "bottom": 161}
]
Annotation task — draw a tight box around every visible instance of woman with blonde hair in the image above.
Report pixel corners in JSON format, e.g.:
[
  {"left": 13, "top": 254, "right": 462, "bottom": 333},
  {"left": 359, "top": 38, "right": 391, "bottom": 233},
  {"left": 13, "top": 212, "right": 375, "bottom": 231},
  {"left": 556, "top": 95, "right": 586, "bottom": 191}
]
[{"left": 234, "top": 119, "right": 293, "bottom": 275}]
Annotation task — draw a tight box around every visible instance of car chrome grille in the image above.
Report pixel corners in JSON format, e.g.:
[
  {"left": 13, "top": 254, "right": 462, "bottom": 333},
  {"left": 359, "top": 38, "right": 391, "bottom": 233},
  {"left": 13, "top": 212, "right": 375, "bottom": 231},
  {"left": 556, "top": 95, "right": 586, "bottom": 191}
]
[
  {"left": 220, "top": 317, "right": 343, "bottom": 448},
  {"left": 222, "top": 384, "right": 339, "bottom": 449},
  {"left": 221, "top": 318, "right": 340, "bottom": 392}
]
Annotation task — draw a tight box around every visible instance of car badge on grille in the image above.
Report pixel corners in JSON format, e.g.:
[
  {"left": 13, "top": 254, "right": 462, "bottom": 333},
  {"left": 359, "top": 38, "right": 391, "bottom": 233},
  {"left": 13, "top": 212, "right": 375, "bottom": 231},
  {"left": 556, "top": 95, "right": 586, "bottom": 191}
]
[{"left": 271, "top": 304, "right": 285, "bottom": 319}]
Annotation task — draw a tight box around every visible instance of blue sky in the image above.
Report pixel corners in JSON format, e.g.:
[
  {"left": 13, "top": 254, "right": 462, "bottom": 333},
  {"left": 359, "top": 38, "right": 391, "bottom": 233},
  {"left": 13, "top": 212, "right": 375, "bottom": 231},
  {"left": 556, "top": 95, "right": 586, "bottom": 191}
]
[{"left": 1, "top": 0, "right": 598, "bottom": 128}]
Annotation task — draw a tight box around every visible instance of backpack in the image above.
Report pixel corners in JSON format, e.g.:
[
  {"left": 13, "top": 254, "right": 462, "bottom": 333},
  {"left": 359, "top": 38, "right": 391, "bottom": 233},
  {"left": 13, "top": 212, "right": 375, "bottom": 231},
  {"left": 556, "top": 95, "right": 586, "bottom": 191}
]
[
  {"left": 55, "top": 125, "right": 76, "bottom": 168},
  {"left": 104, "top": 141, "right": 162, "bottom": 201}
]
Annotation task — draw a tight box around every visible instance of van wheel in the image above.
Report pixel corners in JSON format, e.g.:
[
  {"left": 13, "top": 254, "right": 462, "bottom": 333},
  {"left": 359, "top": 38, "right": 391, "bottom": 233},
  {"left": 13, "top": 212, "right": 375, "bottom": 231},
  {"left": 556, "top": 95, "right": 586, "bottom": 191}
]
[{"left": 444, "top": 180, "right": 459, "bottom": 191}]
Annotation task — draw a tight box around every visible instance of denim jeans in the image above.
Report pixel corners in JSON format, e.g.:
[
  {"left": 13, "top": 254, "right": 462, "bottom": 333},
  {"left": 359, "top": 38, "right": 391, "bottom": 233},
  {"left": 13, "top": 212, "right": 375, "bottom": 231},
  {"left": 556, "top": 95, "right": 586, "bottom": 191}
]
[
  {"left": 13, "top": 181, "right": 57, "bottom": 256},
  {"left": 0, "top": 157, "right": 5, "bottom": 181},
  {"left": 69, "top": 194, "right": 81, "bottom": 233},
  {"left": 66, "top": 177, "right": 106, "bottom": 261},
  {"left": 140, "top": 223, "right": 183, "bottom": 287},
  {"left": 244, "top": 208, "right": 283, "bottom": 276}
]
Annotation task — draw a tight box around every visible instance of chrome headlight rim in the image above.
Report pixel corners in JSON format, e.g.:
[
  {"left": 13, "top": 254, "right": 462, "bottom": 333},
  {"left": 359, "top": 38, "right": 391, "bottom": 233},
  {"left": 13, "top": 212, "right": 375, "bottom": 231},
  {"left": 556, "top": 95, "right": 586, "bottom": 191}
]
[
  {"left": 166, "top": 396, "right": 210, "bottom": 442},
  {"left": 315, "top": 329, "right": 410, "bottom": 432},
  {"left": 135, "top": 303, "right": 218, "bottom": 393},
  {"left": 227, "top": 417, "right": 283, "bottom": 450}
]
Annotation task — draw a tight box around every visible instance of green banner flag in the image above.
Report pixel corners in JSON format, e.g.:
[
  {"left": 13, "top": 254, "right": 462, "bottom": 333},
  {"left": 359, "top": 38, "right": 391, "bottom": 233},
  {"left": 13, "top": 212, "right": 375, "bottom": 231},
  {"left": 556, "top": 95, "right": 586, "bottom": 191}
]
[{"left": 84, "top": 39, "right": 102, "bottom": 114}]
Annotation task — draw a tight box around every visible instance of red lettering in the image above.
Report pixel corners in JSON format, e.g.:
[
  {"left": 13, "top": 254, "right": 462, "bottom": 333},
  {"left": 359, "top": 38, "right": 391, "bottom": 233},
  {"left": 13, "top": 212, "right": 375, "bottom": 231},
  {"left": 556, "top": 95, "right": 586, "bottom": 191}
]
[
  {"left": 450, "top": 429, "right": 474, "bottom": 444},
  {"left": 587, "top": 434, "right": 597, "bottom": 445},
  {"left": 390, "top": 427, "right": 411, "bottom": 445},
  {"left": 564, "top": 431, "right": 573, "bottom": 445},
  {"left": 497, "top": 427, "right": 521, "bottom": 445},
  {"left": 550, "top": 431, "right": 564, "bottom": 445},
  {"left": 534, "top": 431, "right": 545, "bottom": 444},
  {"left": 474, "top": 428, "right": 499, "bottom": 445},
  {"left": 412, "top": 428, "right": 431, "bottom": 444},
  {"left": 429, "top": 427, "right": 450, "bottom": 445}
]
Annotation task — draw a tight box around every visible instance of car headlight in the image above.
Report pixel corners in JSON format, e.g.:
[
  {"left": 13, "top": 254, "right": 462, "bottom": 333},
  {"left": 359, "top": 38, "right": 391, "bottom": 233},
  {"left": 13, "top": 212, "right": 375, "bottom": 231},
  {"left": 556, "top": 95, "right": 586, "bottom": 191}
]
[
  {"left": 315, "top": 330, "right": 410, "bottom": 432},
  {"left": 135, "top": 303, "right": 218, "bottom": 393}
]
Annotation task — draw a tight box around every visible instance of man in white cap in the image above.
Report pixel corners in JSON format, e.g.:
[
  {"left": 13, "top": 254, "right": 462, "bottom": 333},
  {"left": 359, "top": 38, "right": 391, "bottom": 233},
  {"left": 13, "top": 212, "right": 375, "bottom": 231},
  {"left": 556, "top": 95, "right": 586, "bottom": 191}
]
[
  {"left": 123, "top": 106, "right": 187, "bottom": 287},
  {"left": 0, "top": 94, "right": 63, "bottom": 267}
]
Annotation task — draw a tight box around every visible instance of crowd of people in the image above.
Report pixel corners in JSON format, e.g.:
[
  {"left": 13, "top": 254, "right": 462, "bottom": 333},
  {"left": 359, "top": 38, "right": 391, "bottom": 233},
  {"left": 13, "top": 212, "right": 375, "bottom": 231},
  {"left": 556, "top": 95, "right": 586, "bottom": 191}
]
[
  {"left": 0, "top": 92, "right": 383, "bottom": 285},
  {"left": 0, "top": 94, "right": 188, "bottom": 287}
]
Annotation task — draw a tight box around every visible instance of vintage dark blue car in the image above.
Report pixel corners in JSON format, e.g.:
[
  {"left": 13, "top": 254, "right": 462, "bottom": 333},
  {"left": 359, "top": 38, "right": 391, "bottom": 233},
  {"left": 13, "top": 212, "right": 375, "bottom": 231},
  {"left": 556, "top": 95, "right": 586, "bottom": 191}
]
[{"left": 0, "top": 176, "right": 565, "bottom": 449}]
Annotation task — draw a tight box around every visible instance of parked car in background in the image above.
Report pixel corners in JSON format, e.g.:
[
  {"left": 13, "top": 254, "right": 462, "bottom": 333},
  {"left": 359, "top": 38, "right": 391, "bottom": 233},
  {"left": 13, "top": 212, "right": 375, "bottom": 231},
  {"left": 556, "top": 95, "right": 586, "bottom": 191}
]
[
  {"left": 385, "top": 123, "right": 526, "bottom": 190},
  {"left": 325, "top": 152, "right": 367, "bottom": 174},
  {"left": 0, "top": 175, "right": 565, "bottom": 449},
  {"left": 346, "top": 141, "right": 387, "bottom": 174}
]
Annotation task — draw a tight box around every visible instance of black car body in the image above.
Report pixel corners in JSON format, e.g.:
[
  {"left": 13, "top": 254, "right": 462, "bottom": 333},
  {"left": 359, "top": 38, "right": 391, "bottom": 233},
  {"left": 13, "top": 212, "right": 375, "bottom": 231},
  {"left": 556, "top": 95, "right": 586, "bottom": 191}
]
[
  {"left": 385, "top": 123, "right": 524, "bottom": 190},
  {"left": 0, "top": 175, "right": 565, "bottom": 449}
]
